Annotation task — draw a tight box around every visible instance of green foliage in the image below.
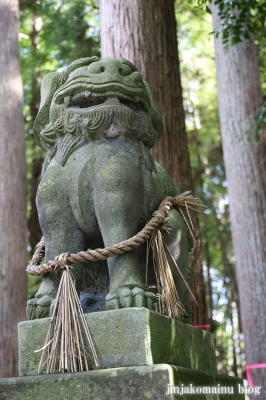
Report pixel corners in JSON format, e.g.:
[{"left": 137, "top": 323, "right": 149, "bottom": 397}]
[{"left": 197, "top": 0, "right": 266, "bottom": 47}]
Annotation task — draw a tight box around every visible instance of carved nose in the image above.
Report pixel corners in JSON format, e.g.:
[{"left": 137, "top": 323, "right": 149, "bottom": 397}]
[
  {"left": 102, "top": 64, "right": 131, "bottom": 77},
  {"left": 88, "top": 61, "right": 132, "bottom": 78}
]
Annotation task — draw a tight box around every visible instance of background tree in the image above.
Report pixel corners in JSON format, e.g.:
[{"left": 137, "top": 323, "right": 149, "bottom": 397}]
[
  {"left": 177, "top": 3, "right": 244, "bottom": 376},
  {"left": 99, "top": 0, "right": 208, "bottom": 326},
  {"left": 0, "top": 0, "right": 27, "bottom": 377},
  {"left": 211, "top": 2, "right": 266, "bottom": 391}
]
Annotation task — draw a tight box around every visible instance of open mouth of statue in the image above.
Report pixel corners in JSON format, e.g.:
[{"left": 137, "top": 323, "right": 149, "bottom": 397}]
[{"left": 67, "top": 92, "right": 146, "bottom": 112}]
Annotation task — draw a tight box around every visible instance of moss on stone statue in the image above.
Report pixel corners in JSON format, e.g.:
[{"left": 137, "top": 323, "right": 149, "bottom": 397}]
[{"left": 0, "top": 364, "right": 245, "bottom": 400}]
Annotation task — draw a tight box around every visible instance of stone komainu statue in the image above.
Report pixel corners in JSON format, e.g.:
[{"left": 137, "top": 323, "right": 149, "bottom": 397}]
[{"left": 27, "top": 57, "right": 193, "bottom": 321}]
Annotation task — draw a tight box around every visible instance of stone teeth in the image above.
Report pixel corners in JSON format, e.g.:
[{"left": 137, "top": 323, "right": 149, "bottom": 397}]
[
  {"left": 84, "top": 91, "right": 91, "bottom": 97},
  {"left": 72, "top": 93, "right": 80, "bottom": 100},
  {"left": 64, "top": 96, "right": 70, "bottom": 106}
]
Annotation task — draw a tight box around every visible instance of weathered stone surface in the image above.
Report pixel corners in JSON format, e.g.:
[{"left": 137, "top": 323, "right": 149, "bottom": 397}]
[
  {"left": 19, "top": 308, "right": 216, "bottom": 377},
  {"left": 27, "top": 57, "right": 193, "bottom": 322},
  {"left": 0, "top": 364, "right": 245, "bottom": 400}
]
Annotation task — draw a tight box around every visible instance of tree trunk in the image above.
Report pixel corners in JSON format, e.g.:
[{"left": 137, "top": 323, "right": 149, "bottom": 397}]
[
  {"left": 27, "top": 14, "right": 43, "bottom": 254},
  {"left": 99, "top": 0, "right": 208, "bottom": 325},
  {"left": 212, "top": 3, "right": 266, "bottom": 392},
  {"left": 28, "top": 158, "right": 43, "bottom": 254},
  {"left": 0, "top": 0, "right": 27, "bottom": 377}
]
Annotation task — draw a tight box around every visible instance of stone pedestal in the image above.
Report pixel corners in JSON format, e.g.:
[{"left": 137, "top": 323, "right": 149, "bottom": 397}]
[
  {"left": 0, "top": 308, "right": 245, "bottom": 399},
  {"left": 0, "top": 364, "right": 245, "bottom": 400},
  {"left": 18, "top": 307, "right": 217, "bottom": 376}
]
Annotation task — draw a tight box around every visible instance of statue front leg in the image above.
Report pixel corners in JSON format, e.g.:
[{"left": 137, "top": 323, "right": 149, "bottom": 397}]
[
  {"left": 93, "top": 152, "right": 153, "bottom": 310},
  {"left": 27, "top": 165, "right": 88, "bottom": 320}
]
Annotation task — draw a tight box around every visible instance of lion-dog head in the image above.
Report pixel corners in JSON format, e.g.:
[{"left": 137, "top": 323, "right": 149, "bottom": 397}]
[{"left": 34, "top": 57, "right": 163, "bottom": 170}]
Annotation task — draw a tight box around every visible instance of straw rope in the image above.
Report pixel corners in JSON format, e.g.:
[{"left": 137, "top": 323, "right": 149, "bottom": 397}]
[
  {"left": 30, "top": 191, "right": 206, "bottom": 373},
  {"left": 27, "top": 191, "right": 206, "bottom": 276}
]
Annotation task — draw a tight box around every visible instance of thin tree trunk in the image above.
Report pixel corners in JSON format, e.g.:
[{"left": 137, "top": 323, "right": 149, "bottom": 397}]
[
  {"left": 192, "top": 113, "right": 214, "bottom": 324},
  {"left": 27, "top": 14, "right": 42, "bottom": 253},
  {"left": 99, "top": 0, "right": 208, "bottom": 325},
  {"left": 29, "top": 14, "right": 42, "bottom": 121},
  {"left": 0, "top": 0, "right": 27, "bottom": 377},
  {"left": 212, "top": 3, "right": 266, "bottom": 393},
  {"left": 228, "top": 298, "right": 238, "bottom": 377},
  {"left": 203, "top": 214, "right": 213, "bottom": 321},
  {"left": 28, "top": 158, "right": 43, "bottom": 254},
  {"left": 215, "top": 213, "right": 240, "bottom": 317}
]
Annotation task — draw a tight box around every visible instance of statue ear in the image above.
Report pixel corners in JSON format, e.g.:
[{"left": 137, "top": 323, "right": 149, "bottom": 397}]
[
  {"left": 119, "top": 58, "right": 138, "bottom": 72},
  {"left": 144, "top": 81, "right": 164, "bottom": 141},
  {"left": 33, "top": 72, "right": 62, "bottom": 149}
]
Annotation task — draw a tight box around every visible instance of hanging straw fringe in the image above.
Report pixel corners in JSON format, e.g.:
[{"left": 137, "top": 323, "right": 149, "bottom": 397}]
[
  {"left": 35, "top": 267, "right": 99, "bottom": 374},
  {"left": 151, "top": 230, "right": 185, "bottom": 318},
  {"left": 150, "top": 230, "right": 199, "bottom": 319},
  {"left": 29, "top": 192, "right": 206, "bottom": 373}
]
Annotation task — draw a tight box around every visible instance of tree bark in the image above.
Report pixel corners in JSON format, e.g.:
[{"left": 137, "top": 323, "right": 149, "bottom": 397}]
[
  {"left": 99, "top": 0, "right": 208, "bottom": 325},
  {"left": 0, "top": 0, "right": 27, "bottom": 377},
  {"left": 212, "top": 3, "right": 266, "bottom": 392},
  {"left": 28, "top": 158, "right": 43, "bottom": 254}
]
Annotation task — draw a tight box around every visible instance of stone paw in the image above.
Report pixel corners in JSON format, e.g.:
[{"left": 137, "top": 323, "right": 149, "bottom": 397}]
[
  {"left": 26, "top": 298, "right": 38, "bottom": 320},
  {"left": 26, "top": 295, "right": 55, "bottom": 320},
  {"left": 106, "top": 286, "right": 154, "bottom": 310}
]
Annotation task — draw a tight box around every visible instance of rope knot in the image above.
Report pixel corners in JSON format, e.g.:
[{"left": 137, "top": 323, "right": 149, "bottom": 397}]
[{"left": 54, "top": 252, "right": 72, "bottom": 268}]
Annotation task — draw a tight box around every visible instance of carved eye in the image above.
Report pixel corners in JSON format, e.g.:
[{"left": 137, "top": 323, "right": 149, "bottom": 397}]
[{"left": 119, "top": 65, "right": 131, "bottom": 76}]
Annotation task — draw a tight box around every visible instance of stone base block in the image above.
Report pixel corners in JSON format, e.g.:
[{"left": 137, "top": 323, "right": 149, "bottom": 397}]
[
  {"left": 19, "top": 308, "right": 217, "bottom": 376},
  {"left": 0, "top": 364, "right": 245, "bottom": 400}
]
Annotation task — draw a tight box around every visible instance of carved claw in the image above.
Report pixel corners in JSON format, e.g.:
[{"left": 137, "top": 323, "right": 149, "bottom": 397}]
[
  {"left": 106, "top": 286, "right": 154, "bottom": 310},
  {"left": 26, "top": 295, "right": 55, "bottom": 320},
  {"left": 26, "top": 298, "right": 38, "bottom": 320}
]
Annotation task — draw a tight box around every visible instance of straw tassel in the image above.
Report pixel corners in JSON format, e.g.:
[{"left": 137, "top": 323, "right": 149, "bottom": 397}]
[{"left": 35, "top": 267, "right": 99, "bottom": 374}]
